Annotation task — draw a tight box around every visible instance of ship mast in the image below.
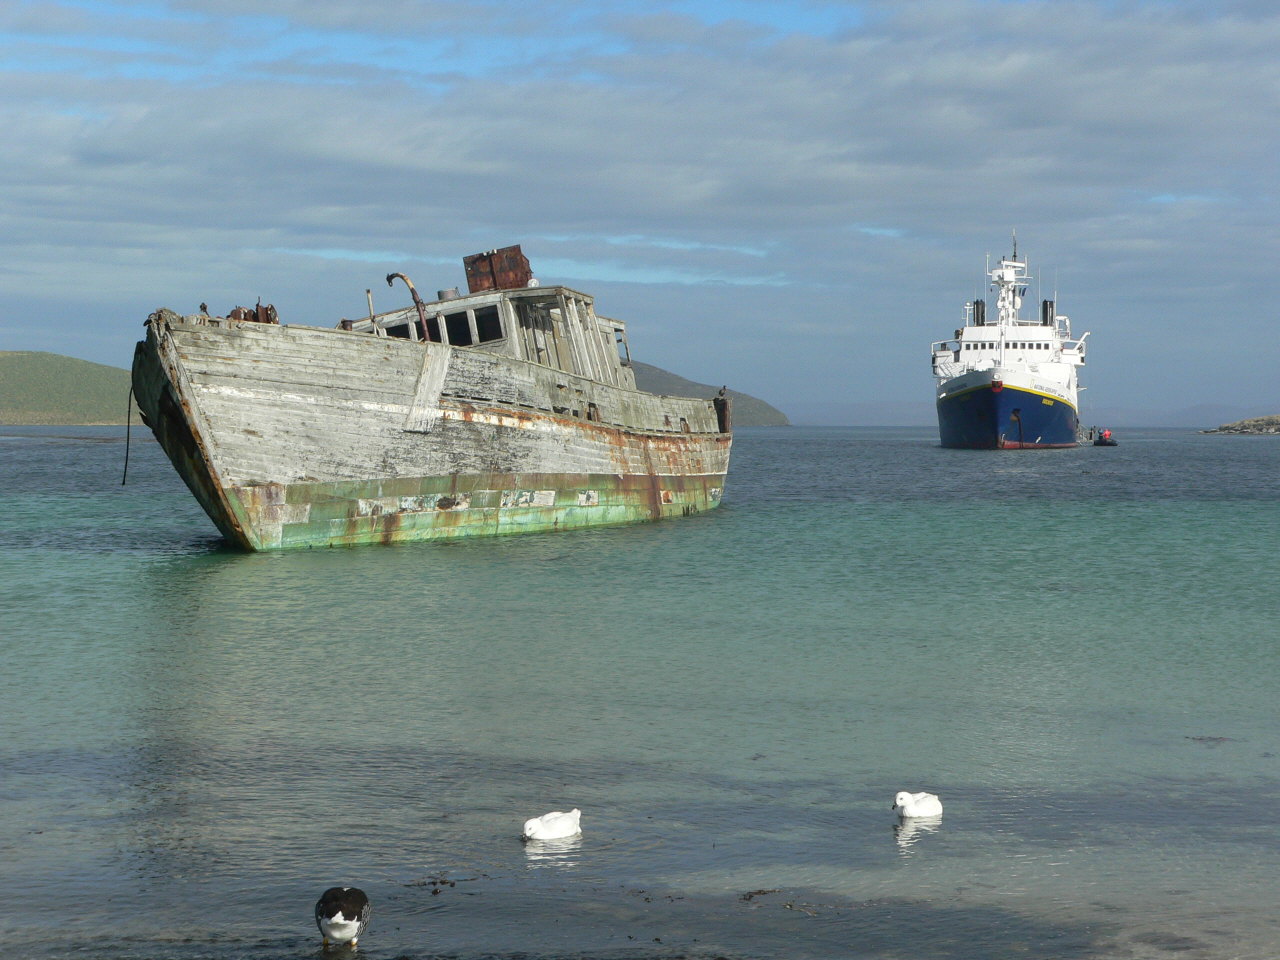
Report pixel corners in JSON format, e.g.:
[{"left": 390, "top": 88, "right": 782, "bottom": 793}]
[{"left": 991, "top": 235, "right": 1029, "bottom": 327}]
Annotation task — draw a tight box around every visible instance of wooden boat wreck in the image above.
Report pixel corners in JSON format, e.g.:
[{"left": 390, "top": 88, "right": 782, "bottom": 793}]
[{"left": 132, "top": 245, "right": 732, "bottom": 549}]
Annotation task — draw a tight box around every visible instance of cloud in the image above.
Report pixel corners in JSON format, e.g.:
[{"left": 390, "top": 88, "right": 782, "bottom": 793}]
[{"left": 2, "top": 0, "right": 1279, "bottom": 421}]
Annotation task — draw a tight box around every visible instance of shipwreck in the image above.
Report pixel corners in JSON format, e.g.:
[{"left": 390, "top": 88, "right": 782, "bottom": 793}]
[{"left": 131, "top": 245, "right": 732, "bottom": 549}]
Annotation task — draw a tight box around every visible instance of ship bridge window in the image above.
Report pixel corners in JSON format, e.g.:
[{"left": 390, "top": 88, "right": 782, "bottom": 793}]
[
  {"left": 475, "top": 305, "right": 503, "bottom": 342},
  {"left": 444, "top": 311, "right": 473, "bottom": 346}
]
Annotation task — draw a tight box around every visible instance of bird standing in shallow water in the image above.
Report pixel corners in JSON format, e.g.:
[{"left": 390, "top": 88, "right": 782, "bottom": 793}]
[
  {"left": 892, "top": 790, "right": 943, "bottom": 818},
  {"left": 314, "top": 886, "right": 370, "bottom": 948}
]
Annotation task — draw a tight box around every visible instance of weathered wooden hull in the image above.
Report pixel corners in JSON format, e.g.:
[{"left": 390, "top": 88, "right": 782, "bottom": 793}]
[{"left": 131, "top": 312, "right": 731, "bottom": 549}]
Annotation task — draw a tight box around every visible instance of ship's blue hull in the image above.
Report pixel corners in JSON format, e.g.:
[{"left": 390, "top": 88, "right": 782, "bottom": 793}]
[{"left": 937, "top": 382, "right": 1079, "bottom": 449}]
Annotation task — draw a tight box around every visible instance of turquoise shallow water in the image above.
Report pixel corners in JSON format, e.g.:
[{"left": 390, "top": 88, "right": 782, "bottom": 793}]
[{"left": 2, "top": 425, "right": 1278, "bottom": 959}]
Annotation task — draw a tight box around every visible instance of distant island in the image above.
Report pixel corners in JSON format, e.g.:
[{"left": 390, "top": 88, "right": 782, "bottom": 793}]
[
  {"left": 0, "top": 351, "right": 142, "bottom": 425},
  {"left": 1201, "top": 415, "right": 1280, "bottom": 435},
  {"left": 1, "top": 351, "right": 789, "bottom": 427},
  {"left": 627, "top": 361, "right": 789, "bottom": 426}
]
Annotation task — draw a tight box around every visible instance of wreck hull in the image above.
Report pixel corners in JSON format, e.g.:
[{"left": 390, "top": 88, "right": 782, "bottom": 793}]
[
  {"left": 216, "top": 470, "right": 723, "bottom": 549},
  {"left": 132, "top": 314, "right": 730, "bottom": 550}
]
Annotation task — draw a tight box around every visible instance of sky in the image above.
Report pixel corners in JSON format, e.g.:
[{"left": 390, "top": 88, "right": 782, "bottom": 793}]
[{"left": 2, "top": 0, "right": 1277, "bottom": 426}]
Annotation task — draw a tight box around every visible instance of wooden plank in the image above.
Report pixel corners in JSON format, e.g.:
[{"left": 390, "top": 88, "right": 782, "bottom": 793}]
[{"left": 404, "top": 348, "right": 452, "bottom": 433}]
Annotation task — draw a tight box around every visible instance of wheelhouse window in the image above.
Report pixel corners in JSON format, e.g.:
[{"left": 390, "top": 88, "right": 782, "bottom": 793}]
[
  {"left": 444, "top": 312, "right": 473, "bottom": 346},
  {"left": 475, "top": 305, "right": 503, "bottom": 342}
]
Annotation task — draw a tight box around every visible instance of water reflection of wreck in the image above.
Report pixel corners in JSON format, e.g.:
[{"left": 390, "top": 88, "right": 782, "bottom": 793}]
[{"left": 133, "top": 246, "right": 732, "bottom": 549}]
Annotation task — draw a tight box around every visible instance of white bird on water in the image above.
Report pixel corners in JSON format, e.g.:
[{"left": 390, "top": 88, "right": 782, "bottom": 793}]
[
  {"left": 892, "top": 791, "right": 943, "bottom": 818},
  {"left": 523, "top": 808, "right": 581, "bottom": 840}
]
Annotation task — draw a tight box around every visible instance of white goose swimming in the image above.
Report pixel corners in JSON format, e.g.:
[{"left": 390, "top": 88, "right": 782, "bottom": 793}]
[
  {"left": 892, "top": 790, "right": 943, "bottom": 818},
  {"left": 522, "top": 808, "right": 581, "bottom": 840}
]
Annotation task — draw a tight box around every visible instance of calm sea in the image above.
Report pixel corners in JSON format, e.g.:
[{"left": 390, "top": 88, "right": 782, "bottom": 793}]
[{"left": 2, "top": 425, "right": 1277, "bottom": 960}]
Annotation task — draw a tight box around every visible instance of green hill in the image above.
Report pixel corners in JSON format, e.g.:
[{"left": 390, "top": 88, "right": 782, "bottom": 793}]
[
  {"left": 1, "top": 351, "right": 788, "bottom": 427},
  {"left": 0, "top": 351, "right": 140, "bottom": 425},
  {"left": 630, "top": 361, "right": 789, "bottom": 426}
]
